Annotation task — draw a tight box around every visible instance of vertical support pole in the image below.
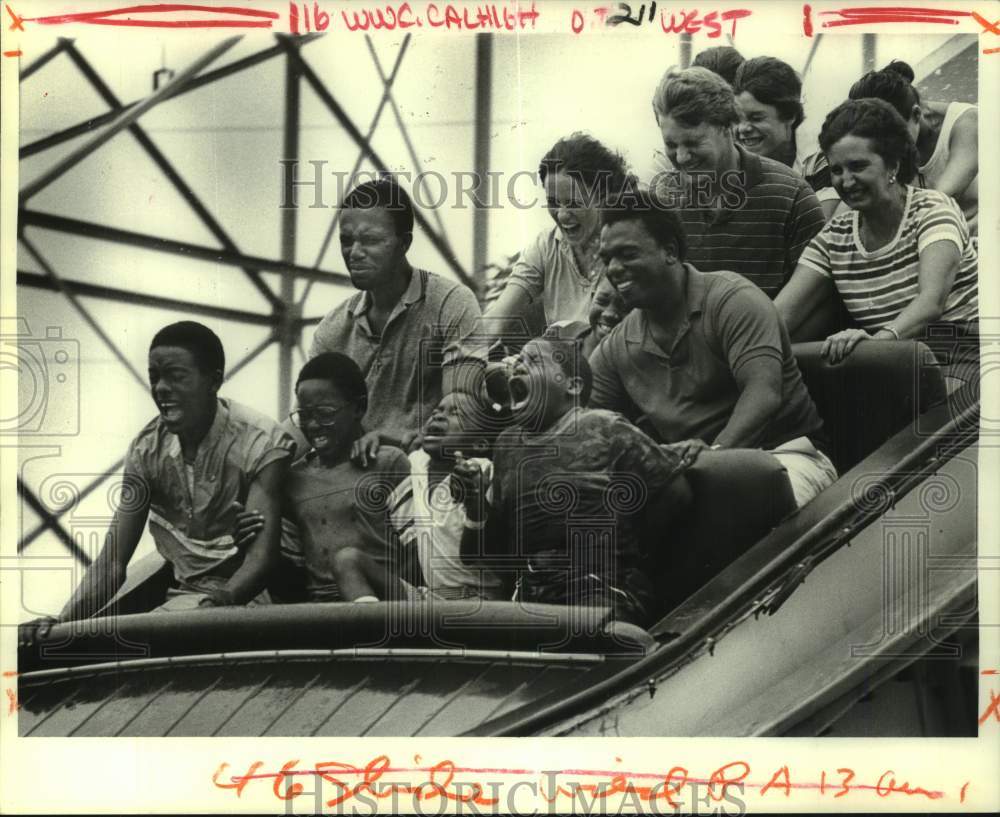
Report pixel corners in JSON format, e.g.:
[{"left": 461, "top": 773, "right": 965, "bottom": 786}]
[
  {"left": 679, "top": 33, "right": 693, "bottom": 68},
  {"left": 862, "top": 33, "right": 877, "bottom": 74},
  {"left": 471, "top": 33, "right": 493, "bottom": 294},
  {"left": 279, "top": 45, "right": 302, "bottom": 419}
]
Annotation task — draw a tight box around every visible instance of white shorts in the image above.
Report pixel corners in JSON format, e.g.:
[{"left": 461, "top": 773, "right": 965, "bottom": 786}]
[{"left": 768, "top": 436, "right": 838, "bottom": 508}]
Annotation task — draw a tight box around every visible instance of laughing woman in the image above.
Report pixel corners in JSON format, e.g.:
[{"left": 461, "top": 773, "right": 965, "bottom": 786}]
[
  {"left": 731, "top": 56, "right": 841, "bottom": 221},
  {"left": 480, "top": 133, "right": 629, "bottom": 347},
  {"left": 775, "top": 99, "right": 977, "bottom": 364}
]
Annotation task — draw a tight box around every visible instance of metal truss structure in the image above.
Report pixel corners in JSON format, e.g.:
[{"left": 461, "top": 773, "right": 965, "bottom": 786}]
[{"left": 15, "top": 32, "right": 494, "bottom": 565}]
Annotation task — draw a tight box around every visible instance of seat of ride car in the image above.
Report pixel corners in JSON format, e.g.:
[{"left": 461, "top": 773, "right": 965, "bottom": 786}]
[
  {"left": 792, "top": 340, "right": 947, "bottom": 474},
  {"left": 658, "top": 449, "right": 797, "bottom": 605},
  {"left": 653, "top": 340, "right": 949, "bottom": 605}
]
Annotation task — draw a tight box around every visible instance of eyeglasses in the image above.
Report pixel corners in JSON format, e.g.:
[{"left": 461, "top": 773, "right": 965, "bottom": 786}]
[{"left": 289, "top": 404, "right": 350, "bottom": 428}]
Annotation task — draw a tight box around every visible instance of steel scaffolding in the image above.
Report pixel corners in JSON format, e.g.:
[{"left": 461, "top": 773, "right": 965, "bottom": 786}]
[{"left": 16, "top": 32, "right": 491, "bottom": 562}]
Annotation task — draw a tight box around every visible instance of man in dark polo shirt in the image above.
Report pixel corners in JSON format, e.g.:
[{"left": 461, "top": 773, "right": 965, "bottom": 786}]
[
  {"left": 649, "top": 66, "right": 825, "bottom": 298},
  {"left": 590, "top": 189, "right": 837, "bottom": 507},
  {"left": 310, "top": 178, "right": 481, "bottom": 448}
]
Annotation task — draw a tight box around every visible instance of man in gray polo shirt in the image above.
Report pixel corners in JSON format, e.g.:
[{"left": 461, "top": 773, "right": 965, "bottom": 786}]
[
  {"left": 309, "top": 178, "right": 481, "bottom": 448},
  {"left": 590, "top": 188, "right": 837, "bottom": 507}
]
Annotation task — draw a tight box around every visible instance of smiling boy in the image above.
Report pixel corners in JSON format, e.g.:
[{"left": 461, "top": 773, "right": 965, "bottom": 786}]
[
  {"left": 55, "top": 322, "right": 294, "bottom": 619},
  {"left": 281, "top": 353, "right": 410, "bottom": 602}
]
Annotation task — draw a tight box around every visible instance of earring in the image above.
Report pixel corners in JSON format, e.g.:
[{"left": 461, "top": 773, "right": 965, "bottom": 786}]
[{"left": 889, "top": 174, "right": 896, "bottom": 185}]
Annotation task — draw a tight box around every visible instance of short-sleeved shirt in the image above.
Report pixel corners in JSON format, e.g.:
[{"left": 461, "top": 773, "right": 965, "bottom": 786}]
[
  {"left": 650, "top": 145, "right": 825, "bottom": 298},
  {"left": 286, "top": 445, "right": 410, "bottom": 601},
  {"left": 797, "top": 186, "right": 978, "bottom": 331},
  {"left": 489, "top": 407, "right": 685, "bottom": 572},
  {"left": 503, "top": 225, "right": 605, "bottom": 325},
  {"left": 309, "top": 269, "right": 481, "bottom": 442},
  {"left": 387, "top": 449, "right": 504, "bottom": 600},
  {"left": 125, "top": 399, "right": 295, "bottom": 593},
  {"left": 589, "top": 266, "right": 823, "bottom": 449}
]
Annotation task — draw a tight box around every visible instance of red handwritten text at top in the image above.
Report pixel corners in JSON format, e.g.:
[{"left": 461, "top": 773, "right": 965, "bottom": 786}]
[
  {"left": 571, "top": 6, "right": 751, "bottom": 36},
  {"left": 290, "top": 1, "right": 540, "bottom": 33}
]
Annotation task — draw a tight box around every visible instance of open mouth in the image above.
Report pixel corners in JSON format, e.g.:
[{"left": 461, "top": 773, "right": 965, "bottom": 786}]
[
  {"left": 507, "top": 374, "right": 532, "bottom": 412},
  {"left": 309, "top": 433, "right": 332, "bottom": 449},
  {"left": 593, "top": 322, "right": 617, "bottom": 338},
  {"left": 739, "top": 134, "right": 763, "bottom": 148},
  {"left": 423, "top": 423, "right": 449, "bottom": 443},
  {"left": 157, "top": 403, "right": 182, "bottom": 424}
]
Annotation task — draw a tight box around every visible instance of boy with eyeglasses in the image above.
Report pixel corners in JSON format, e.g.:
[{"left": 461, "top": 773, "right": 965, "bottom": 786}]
[{"left": 245, "top": 352, "right": 410, "bottom": 602}]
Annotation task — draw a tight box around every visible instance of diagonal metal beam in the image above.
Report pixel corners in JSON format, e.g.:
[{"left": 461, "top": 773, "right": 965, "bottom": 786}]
[
  {"left": 226, "top": 333, "right": 275, "bottom": 381},
  {"left": 19, "top": 36, "right": 242, "bottom": 203},
  {"left": 801, "top": 33, "right": 824, "bottom": 80},
  {"left": 280, "top": 41, "right": 475, "bottom": 290},
  {"left": 300, "top": 34, "right": 411, "bottom": 306},
  {"left": 21, "top": 210, "right": 352, "bottom": 287},
  {"left": 61, "top": 41, "right": 282, "bottom": 311},
  {"left": 20, "top": 38, "right": 69, "bottom": 82},
  {"left": 18, "top": 237, "right": 147, "bottom": 390},
  {"left": 18, "top": 478, "right": 93, "bottom": 565},
  {"left": 17, "top": 333, "right": 276, "bottom": 553},
  {"left": 20, "top": 34, "right": 322, "bottom": 160},
  {"left": 367, "top": 36, "right": 456, "bottom": 261},
  {"left": 17, "top": 270, "right": 277, "bottom": 326}
]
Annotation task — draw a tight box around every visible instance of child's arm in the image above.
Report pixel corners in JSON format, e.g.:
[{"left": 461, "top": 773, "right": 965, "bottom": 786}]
[
  {"left": 59, "top": 468, "right": 150, "bottom": 622},
  {"left": 456, "top": 456, "right": 509, "bottom": 567},
  {"left": 204, "top": 458, "right": 289, "bottom": 606}
]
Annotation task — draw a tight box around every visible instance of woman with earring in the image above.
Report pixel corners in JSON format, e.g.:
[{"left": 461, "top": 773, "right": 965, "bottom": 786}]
[{"left": 775, "top": 99, "right": 977, "bottom": 364}]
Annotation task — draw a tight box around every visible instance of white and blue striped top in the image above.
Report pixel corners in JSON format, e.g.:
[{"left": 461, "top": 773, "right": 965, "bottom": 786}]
[{"left": 798, "top": 186, "right": 978, "bottom": 331}]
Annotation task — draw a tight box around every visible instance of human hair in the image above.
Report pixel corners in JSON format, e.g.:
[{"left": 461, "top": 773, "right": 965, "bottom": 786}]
[
  {"left": 651, "top": 66, "right": 740, "bottom": 129},
  {"left": 732, "top": 56, "right": 804, "bottom": 129},
  {"left": 600, "top": 186, "right": 688, "bottom": 261},
  {"left": 342, "top": 177, "right": 415, "bottom": 237},
  {"left": 539, "top": 338, "right": 593, "bottom": 408},
  {"left": 538, "top": 133, "right": 629, "bottom": 204},
  {"left": 296, "top": 352, "right": 368, "bottom": 407},
  {"left": 692, "top": 46, "right": 745, "bottom": 86},
  {"left": 848, "top": 59, "right": 920, "bottom": 120},
  {"left": 150, "top": 321, "right": 225, "bottom": 375},
  {"left": 819, "top": 98, "right": 919, "bottom": 184}
]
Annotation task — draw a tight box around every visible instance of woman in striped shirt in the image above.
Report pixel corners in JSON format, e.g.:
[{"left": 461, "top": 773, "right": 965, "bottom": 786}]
[{"left": 775, "top": 98, "right": 977, "bottom": 364}]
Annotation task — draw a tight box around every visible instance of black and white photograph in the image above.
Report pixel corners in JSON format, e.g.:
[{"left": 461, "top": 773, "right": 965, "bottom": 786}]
[{"left": 1, "top": 0, "right": 997, "bottom": 812}]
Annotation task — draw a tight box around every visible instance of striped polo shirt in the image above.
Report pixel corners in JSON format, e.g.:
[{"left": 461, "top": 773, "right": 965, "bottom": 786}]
[
  {"left": 652, "top": 145, "right": 825, "bottom": 298},
  {"left": 797, "top": 186, "right": 978, "bottom": 331}
]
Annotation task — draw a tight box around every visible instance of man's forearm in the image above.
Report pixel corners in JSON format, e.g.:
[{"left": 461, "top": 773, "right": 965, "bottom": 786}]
[{"left": 714, "top": 385, "right": 782, "bottom": 449}]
